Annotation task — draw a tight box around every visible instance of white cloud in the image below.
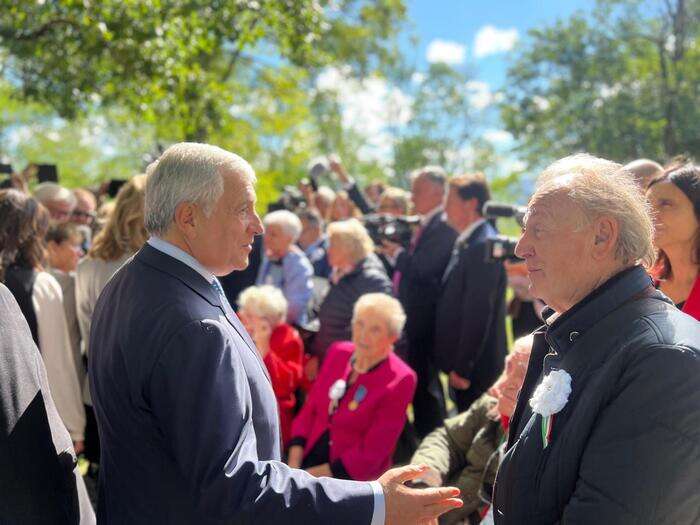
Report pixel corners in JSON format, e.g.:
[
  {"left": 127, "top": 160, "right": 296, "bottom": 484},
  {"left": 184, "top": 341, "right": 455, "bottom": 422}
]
[
  {"left": 483, "top": 129, "right": 513, "bottom": 145},
  {"left": 315, "top": 67, "right": 413, "bottom": 163},
  {"left": 465, "top": 80, "right": 502, "bottom": 110},
  {"left": 426, "top": 39, "right": 467, "bottom": 65},
  {"left": 473, "top": 25, "right": 518, "bottom": 58}
]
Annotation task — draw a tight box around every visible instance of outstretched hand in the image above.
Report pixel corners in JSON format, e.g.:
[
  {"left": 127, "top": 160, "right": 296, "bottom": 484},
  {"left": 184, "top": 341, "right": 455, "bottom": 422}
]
[{"left": 378, "top": 464, "right": 462, "bottom": 525}]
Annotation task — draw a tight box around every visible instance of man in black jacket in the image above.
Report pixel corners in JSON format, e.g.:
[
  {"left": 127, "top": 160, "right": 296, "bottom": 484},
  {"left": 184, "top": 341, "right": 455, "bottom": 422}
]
[
  {"left": 492, "top": 154, "right": 700, "bottom": 524},
  {"left": 434, "top": 174, "right": 507, "bottom": 413},
  {"left": 384, "top": 166, "right": 457, "bottom": 438}
]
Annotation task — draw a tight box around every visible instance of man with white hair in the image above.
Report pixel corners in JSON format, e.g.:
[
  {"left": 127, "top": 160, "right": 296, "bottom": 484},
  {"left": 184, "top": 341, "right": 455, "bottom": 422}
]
[
  {"left": 492, "top": 154, "right": 700, "bottom": 523},
  {"left": 256, "top": 209, "right": 314, "bottom": 325},
  {"left": 34, "top": 182, "right": 76, "bottom": 223},
  {"left": 89, "top": 143, "right": 462, "bottom": 524}
]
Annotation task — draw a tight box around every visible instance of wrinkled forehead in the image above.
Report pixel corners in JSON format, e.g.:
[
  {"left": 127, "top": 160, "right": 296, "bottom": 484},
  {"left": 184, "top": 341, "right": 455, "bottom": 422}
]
[{"left": 525, "top": 187, "right": 582, "bottom": 226}]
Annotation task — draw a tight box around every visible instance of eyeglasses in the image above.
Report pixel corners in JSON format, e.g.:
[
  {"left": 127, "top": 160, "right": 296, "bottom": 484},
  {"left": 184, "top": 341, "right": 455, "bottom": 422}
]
[{"left": 71, "top": 210, "right": 96, "bottom": 223}]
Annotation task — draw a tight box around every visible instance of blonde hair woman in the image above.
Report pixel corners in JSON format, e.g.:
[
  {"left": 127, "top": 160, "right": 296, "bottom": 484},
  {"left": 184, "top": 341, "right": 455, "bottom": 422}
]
[
  {"left": 75, "top": 174, "right": 147, "bottom": 464},
  {"left": 308, "top": 219, "right": 392, "bottom": 370}
]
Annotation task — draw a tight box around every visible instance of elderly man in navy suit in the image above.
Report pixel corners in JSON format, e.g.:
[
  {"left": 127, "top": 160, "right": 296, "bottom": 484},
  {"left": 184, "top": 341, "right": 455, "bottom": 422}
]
[{"left": 89, "top": 143, "right": 461, "bottom": 524}]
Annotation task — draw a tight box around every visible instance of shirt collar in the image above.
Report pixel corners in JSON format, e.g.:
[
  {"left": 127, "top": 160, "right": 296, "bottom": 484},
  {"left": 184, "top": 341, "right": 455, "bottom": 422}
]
[
  {"left": 420, "top": 205, "right": 443, "bottom": 226},
  {"left": 147, "top": 236, "right": 216, "bottom": 285},
  {"left": 456, "top": 218, "right": 487, "bottom": 245}
]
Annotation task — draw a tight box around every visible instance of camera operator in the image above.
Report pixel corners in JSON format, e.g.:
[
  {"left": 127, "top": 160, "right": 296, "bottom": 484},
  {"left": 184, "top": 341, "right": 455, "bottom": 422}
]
[
  {"left": 382, "top": 166, "right": 457, "bottom": 438},
  {"left": 434, "top": 174, "right": 508, "bottom": 413}
]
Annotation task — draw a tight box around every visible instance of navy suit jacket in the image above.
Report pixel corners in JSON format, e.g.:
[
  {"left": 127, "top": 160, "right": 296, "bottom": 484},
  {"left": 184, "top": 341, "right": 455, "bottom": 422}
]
[
  {"left": 395, "top": 210, "right": 458, "bottom": 345},
  {"left": 433, "top": 221, "right": 507, "bottom": 390},
  {"left": 89, "top": 244, "right": 374, "bottom": 523}
]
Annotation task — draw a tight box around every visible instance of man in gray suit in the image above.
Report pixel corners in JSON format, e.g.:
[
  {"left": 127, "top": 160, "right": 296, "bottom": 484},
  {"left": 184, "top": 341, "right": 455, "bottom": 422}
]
[{"left": 89, "top": 143, "right": 461, "bottom": 524}]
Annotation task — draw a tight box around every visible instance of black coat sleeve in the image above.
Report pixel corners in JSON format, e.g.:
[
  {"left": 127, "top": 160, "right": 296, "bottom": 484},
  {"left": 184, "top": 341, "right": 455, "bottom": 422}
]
[{"left": 346, "top": 182, "right": 374, "bottom": 215}]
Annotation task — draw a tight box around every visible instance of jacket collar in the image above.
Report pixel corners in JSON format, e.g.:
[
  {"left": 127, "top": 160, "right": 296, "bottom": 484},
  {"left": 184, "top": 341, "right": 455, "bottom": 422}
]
[
  {"left": 136, "top": 244, "right": 222, "bottom": 309},
  {"left": 545, "top": 265, "right": 655, "bottom": 356}
]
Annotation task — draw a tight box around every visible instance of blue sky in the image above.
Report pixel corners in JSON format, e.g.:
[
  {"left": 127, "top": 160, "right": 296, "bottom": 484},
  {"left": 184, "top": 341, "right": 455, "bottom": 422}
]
[{"left": 403, "top": 0, "right": 594, "bottom": 89}]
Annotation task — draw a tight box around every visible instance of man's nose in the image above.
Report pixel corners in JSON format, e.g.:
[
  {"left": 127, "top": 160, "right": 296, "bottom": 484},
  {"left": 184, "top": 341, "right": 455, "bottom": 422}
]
[{"left": 514, "top": 233, "right": 531, "bottom": 259}]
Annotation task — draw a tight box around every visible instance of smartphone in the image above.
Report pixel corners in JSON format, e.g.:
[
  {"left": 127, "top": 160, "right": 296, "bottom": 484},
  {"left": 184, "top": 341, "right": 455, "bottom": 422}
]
[
  {"left": 36, "top": 164, "right": 59, "bottom": 183},
  {"left": 107, "top": 179, "right": 128, "bottom": 198},
  {"left": 0, "top": 163, "right": 12, "bottom": 175}
]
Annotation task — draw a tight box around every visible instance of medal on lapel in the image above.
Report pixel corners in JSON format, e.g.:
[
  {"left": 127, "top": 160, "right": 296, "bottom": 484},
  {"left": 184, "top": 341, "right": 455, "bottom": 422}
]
[{"left": 348, "top": 385, "right": 367, "bottom": 411}]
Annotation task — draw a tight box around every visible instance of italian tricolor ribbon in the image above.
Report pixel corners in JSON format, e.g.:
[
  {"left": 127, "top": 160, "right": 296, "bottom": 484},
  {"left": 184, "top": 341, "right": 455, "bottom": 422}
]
[{"left": 541, "top": 414, "right": 554, "bottom": 448}]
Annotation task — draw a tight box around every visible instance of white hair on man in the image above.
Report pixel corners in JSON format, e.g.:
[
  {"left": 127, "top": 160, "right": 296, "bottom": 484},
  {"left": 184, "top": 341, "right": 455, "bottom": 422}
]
[
  {"left": 353, "top": 293, "right": 407, "bottom": 337},
  {"left": 411, "top": 165, "right": 448, "bottom": 193},
  {"left": 144, "top": 142, "right": 255, "bottom": 236},
  {"left": 237, "top": 285, "right": 288, "bottom": 327},
  {"left": 327, "top": 218, "right": 374, "bottom": 265},
  {"left": 533, "top": 153, "right": 655, "bottom": 267},
  {"left": 34, "top": 182, "right": 77, "bottom": 207},
  {"left": 263, "top": 210, "right": 303, "bottom": 242}
]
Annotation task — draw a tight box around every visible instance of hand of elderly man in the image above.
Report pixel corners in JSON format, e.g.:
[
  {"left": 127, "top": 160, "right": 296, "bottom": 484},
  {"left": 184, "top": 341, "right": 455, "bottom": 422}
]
[
  {"left": 448, "top": 372, "right": 471, "bottom": 390},
  {"left": 379, "top": 464, "right": 462, "bottom": 525}
]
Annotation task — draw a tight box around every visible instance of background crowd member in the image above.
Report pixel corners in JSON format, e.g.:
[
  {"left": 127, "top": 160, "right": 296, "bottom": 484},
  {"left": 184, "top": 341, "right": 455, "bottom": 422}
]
[
  {"left": 624, "top": 158, "right": 664, "bottom": 190},
  {"left": 384, "top": 166, "right": 457, "bottom": 438},
  {"left": 0, "top": 283, "right": 95, "bottom": 524},
  {"left": 46, "top": 222, "right": 85, "bottom": 397},
  {"left": 434, "top": 174, "right": 507, "bottom": 413},
  {"left": 288, "top": 293, "right": 416, "bottom": 481},
  {"left": 411, "top": 335, "right": 532, "bottom": 525},
  {"left": 238, "top": 285, "right": 304, "bottom": 446},
  {"left": 314, "top": 185, "right": 336, "bottom": 220},
  {"left": 75, "top": 174, "right": 148, "bottom": 466},
  {"left": 0, "top": 189, "right": 85, "bottom": 450},
  {"left": 309, "top": 219, "right": 392, "bottom": 377},
  {"left": 297, "top": 208, "right": 331, "bottom": 278},
  {"left": 329, "top": 190, "right": 362, "bottom": 222},
  {"left": 378, "top": 187, "right": 411, "bottom": 216},
  {"left": 33, "top": 181, "right": 77, "bottom": 223},
  {"left": 646, "top": 163, "right": 700, "bottom": 319},
  {"left": 72, "top": 187, "right": 98, "bottom": 226},
  {"left": 257, "top": 209, "right": 314, "bottom": 325}
]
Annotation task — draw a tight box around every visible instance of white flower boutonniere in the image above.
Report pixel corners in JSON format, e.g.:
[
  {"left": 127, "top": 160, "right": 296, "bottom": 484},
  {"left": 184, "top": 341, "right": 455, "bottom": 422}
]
[
  {"left": 529, "top": 369, "right": 572, "bottom": 448},
  {"left": 328, "top": 379, "right": 347, "bottom": 415},
  {"left": 329, "top": 379, "right": 347, "bottom": 401}
]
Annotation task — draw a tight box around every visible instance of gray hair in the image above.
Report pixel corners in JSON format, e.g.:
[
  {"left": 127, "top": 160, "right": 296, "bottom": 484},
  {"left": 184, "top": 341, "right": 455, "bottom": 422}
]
[
  {"left": 353, "top": 293, "right": 407, "bottom": 337},
  {"left": 34, "top": 182, "right": 77, "bottom": 207},
  {"left": 327, "top": 218, "right": 374, "bottom": 264},
  {"left": 263, "top": 210, "right": 303, "bottom": 242},
  {"left": 411, "top": 165, "right": 448, "bottom": 192},
  {"left": 144, "top": 142, "right": 255, "bottom": 236},
  {"left": 533, "top": 153, "right": 655, "bottom": 267},
  {"left": 238, "top": 285, "right": 288, "bottom": 327}
]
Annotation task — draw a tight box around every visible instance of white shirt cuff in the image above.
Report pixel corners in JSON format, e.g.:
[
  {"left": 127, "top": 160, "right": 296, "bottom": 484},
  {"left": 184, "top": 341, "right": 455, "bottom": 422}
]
[{"left": 369, "top": 481, "right": 385, "bottom": 525}]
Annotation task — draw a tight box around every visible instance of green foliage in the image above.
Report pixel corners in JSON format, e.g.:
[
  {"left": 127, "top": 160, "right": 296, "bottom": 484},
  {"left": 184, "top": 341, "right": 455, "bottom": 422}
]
[{"left": 501, "top": 0, "right": 700, "bottom": 169}]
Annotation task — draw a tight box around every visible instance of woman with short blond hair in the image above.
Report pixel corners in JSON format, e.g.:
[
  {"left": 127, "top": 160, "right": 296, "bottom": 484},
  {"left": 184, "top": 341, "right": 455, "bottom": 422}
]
[{"left": 309, "top": 219, "right": 392, "bottom": 370}]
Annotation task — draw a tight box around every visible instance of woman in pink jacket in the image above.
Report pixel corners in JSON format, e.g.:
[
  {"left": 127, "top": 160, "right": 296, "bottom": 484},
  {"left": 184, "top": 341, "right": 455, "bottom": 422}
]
[{"left": 288, "top": 292, "right": 417, "bottom": 481}]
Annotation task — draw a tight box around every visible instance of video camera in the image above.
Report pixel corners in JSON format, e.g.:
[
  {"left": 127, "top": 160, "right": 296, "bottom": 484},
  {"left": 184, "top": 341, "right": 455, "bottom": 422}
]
[
  {"left": 482, "top": 201, "right": 527, "bottom": 263},
  {"left": 363, "top": 213, "right": 420, "bottom": 248}
]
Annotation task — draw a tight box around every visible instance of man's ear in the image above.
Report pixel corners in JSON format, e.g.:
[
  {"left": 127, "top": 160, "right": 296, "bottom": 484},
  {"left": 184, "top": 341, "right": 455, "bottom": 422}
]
[
  {"left": 591, "top": 216, "right": 618, "bottom": 260},
  {"left": 173, "top": 201, "right": 198, "bottom": 239}
]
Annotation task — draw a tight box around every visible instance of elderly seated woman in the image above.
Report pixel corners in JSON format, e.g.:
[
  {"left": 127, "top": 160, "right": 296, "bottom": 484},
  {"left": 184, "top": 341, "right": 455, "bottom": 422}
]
[
  {"left": 256, "top": 209, "right": 314, "bottom": 326},
  {"left": 238, "top": 285, "right": 304, "bottom": 446},
  {"left": 309, "top": 219, "right": 392, "bottom": 373},
  {"left": 410, "top": 335, "right": 533, "bottom": 525},
  {"left": 288, "top": 293, "right": 416, "bottom": 481}
]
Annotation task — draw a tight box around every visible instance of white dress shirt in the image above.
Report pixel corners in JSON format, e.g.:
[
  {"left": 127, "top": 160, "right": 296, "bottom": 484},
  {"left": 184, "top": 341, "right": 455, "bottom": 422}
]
[{"left": 33, "top": 271, "right": 86, "bottom": 441}]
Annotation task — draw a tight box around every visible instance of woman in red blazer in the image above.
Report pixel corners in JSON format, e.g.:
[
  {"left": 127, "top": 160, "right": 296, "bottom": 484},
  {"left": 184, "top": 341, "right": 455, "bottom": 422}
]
[
  {"left": 288, "top": 293, "right": 416, "bottom": 481},
  {"left": 238, "top": 285, "right": 304, "bottom": 445},
  {"left": 646, "top": 164, "right": 700, "bottom": 320}
]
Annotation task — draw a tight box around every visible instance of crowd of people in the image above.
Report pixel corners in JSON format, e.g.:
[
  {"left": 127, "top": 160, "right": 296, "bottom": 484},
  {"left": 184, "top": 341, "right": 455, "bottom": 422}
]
[{"left": 0, "top": 144, "right": 699, "bottom": 524}]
